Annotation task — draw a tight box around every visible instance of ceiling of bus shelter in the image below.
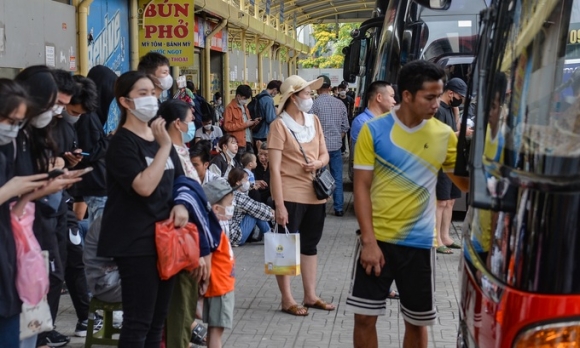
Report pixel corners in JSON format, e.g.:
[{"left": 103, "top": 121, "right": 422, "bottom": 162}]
[{"left": 272, "top": 0, "right": 377, "bottom": 26}]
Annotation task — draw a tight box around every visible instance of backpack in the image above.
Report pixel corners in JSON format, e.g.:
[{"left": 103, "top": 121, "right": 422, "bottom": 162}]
[
  {"left": 198, "top": 97, "right": 215, "bottom": 124},
  {"left": 248, "top": 93, "right": 267, "bottom": 134}
]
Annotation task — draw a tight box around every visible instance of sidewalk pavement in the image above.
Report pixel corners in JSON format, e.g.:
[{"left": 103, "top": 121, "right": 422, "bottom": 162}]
[{"left": 58, "top": 183, "right": 464, "bottom": 348}]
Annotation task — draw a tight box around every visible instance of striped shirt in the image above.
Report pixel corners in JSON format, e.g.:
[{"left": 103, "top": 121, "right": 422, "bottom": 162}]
[{"left": 310, "top": 94, "right": 349, "bottom": 152}]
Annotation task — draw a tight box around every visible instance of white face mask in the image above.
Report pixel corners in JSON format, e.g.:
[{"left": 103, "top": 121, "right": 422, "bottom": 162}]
[
  {"left": 226, "top": 149, "right": 237, "bottom": 160},
  {"left": 129, "top": 96, "right": 159, "bottom": 122},
  {"left": 204, "top": 124, "right": 213, "bottom": 130},
  {"left": 30, "top": 109, "right": 54, "bottom": 129},
  {"left": 62, "top": 110, "right": 80, "bottom": 124},
  {"left": 339, "top": 91, "right": 347, "bottom": 97},
  {"left": 0, "top": 123, "right": 19, "bottom": 145},
  {"left": 240, "top": 181, "right": 251, "bottom": 192},
  {"left": 52, "top": 105, "right": 64, "bottom": 116},
  {"left": 158, "top": 75, "right": 174, "bottom": 91},
  {"left": 218, "top": 205, "right": 235, "bottom": 220},
  {"left": 238, "top": 98, "right": 249, "bottom": 106},
  {"left": 294, "top": 97, "right": 314, "bottom": 113}
]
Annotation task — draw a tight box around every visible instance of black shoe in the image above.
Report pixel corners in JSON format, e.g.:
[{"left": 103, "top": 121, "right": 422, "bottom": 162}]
[
  {"left": 74, "top": 314, "right": 104, "bottom": 337},
  {"left": 45, "top": 330, "right": 71, "bottom": 347},
  {"left": 335, "top": 210, "right": 344, "bottom": 217}
]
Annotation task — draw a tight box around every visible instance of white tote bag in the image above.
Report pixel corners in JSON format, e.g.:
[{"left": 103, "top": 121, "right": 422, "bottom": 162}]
[
  {"left": 264, "top": 226, "right": 301, "bottom": 276},
  {"left": 20, "top": 251, "right": 53, "bottom": 340}
]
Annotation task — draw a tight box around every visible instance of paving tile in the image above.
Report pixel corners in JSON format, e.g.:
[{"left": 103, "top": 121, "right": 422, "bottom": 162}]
[{"left": 57, "top": 189, "right": 465, "bottom": 348}]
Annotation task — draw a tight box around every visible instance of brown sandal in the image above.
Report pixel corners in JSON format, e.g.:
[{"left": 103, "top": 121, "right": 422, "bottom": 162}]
[
  {"left": 303, "top": 299, "right": 336, "bottom": 311},
  {"left": 281, "top": 304, "right": 309, "bottom": 316}
]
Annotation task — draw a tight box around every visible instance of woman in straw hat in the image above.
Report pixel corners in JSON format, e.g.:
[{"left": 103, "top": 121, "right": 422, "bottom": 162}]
[{"left": 266, "top": 75, "right": 335, "bottom": 316}]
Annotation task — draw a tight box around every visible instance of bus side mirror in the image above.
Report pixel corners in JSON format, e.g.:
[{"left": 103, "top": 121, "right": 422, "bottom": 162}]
[
  {"left": 414, "top": 0, "right": 451, "bottom": 10},
  {"left": 343, "top": 40, "right": 361, "bottom": 83}
]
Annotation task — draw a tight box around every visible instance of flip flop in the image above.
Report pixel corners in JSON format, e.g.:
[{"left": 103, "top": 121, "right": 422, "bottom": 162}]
[
  {"left": 436, "top": 246, "right": 453, "bottom": 254},
  {"left": 281, "top": 304, "right": 309, "bottom": 316},
  {"left": 446, "top": 242, "right": 461, "bottom": 249},
  {"left": 303, "top": 299, "right": 336, "bottom": 311}
]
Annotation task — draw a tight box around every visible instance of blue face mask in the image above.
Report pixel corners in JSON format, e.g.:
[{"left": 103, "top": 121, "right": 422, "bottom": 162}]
[{"left": 182, "top": 121, "right": 196, "bottom": 143}]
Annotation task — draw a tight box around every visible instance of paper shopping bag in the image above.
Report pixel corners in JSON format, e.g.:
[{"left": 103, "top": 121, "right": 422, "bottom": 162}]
[
  {"left": 264, "top": 226, "right": 301, "bottom": 276},
  {"left": 20, "top": 297, "right": 53, "bottom": 340}
]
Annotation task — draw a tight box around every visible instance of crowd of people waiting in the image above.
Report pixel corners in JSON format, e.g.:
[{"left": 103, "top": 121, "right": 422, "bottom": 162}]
[{"left": 0, "top": 51, "right": 350, "bottom": 348}]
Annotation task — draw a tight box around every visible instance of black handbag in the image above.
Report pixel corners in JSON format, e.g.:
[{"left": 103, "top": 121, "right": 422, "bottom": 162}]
[{"left": 289, "top": 130, "right": 336, "bottom": 200}]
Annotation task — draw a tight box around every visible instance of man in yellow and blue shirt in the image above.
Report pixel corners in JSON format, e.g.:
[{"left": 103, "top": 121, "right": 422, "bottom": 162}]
[{"left": 346, "top": 60, "right": 469, "bottom": 348}]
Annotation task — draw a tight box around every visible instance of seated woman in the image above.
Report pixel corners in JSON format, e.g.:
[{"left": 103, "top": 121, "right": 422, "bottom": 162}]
[
  {"left": 254, "top": 142, "right": 271, "bottom": 205},
  {"left": 227, "top": 168, "right": 274, "bottom": 246},
  {"left": 208, "top": 134, "right": 241, "bottom": 178}
]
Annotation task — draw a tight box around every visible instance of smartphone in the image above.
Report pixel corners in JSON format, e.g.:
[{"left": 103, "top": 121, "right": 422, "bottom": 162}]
[
  {"left": 72, "top": 167, "right": 93, "bottom": 177},
  {"left": 47, "top": 169, "right": 65, "bottom": 179},
  {"left": 74, "top": 152, "right": 90, "bottom": 157}
]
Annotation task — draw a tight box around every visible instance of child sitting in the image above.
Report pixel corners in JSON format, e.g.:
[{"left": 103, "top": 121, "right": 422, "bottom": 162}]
[
  {"left": 241, "top": 152, "right": 257, "bottom": 189},
  {"left": 201, "top": 178, "right": 236, "bottom": 348}
]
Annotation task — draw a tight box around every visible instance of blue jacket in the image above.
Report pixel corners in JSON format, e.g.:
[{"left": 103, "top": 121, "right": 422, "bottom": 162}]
[
  {"left": 252, "top": 90, "right": 277, "bottom": 139},
  {"left": 173, "top": 176, "right": 222, "bottom": 257}
]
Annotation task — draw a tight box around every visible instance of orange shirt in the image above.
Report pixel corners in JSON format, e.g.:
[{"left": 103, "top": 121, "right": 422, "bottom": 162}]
[
  {"left": 205, "top": 232, "right": 235, "bottom": 297},
  {"left": 223, "top": 99, "right": 251, "bottom": 146}
]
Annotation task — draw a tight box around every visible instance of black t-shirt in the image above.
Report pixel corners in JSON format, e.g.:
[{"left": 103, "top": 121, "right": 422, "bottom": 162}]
[
  {"left": 336, "top": 95, "right": 355, "bottom": 119},
  {"left": 254, "top": 162, "right": 271, "bottom": 204},
  {"left": 97, "top": 128, "right": 184, "bottom": 257}
]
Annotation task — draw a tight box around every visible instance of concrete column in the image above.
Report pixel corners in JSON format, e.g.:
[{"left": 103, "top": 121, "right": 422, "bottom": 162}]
[{"left": 241, "top": 30, "right": 247, "bottom": 84}]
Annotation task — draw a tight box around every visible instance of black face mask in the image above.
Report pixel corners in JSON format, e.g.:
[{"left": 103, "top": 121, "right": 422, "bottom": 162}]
[{"left": 450, "top": 96, "right": 463, "bottom": 107}]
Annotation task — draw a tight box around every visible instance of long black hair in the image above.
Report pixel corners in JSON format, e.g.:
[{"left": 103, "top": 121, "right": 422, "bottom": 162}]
[
  {"left": 114, "top": 71, "right": 156, "bottom": 129},
  {"left": 15, "top": 65, "right": 59, "bottom": 172},
  {"left": 0, "top": 78, "right": 29, "bottom": 122},
  {"left": 14, "top": 65, "right": 58, "bottom": 118},
  {"left": 157, "top": 99, "right": 191, "bottom": 130}
]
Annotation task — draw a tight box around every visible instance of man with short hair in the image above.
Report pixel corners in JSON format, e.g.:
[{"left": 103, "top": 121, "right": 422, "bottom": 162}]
[
  {"left": 138, "top": 52, "right": 173, "bottom": 100},
  {"left": 223, "top": 84, "right": 260, "bottom": 156},
  {"left": 252, "top": 80, "right": 282, "bottom": 148},
  {"left": 434, "top": 78, "right": 473, "bottom": 254},
  {"left": 350, "top": 81, "right": 396, "bottom": 146},
  {"left": 190, "top": 144, "right": 220, "bottom": 184},
  {"left": 347, "top": 60, "right": 468, "bottom": 348},
  {"left": 310, "top": 75, "right": 349, "bottom": 216}
]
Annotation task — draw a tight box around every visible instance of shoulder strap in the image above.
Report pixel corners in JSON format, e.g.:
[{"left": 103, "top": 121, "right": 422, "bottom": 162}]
[{"left": 289, "top": 130, "right": 309, "bottom": 164}]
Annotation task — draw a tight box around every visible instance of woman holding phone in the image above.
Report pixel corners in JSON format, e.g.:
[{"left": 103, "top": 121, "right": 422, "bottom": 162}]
[{"left": 98, "top": 71, "right": 188, "bottom": 347}]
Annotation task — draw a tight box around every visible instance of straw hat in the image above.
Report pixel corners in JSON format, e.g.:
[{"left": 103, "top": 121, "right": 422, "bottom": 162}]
[{"left": 276, "top": 75, "right": 324, "bottom": 115}]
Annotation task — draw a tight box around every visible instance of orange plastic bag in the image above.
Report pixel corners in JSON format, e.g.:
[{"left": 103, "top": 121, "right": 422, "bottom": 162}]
[{"left": 155, "top": 220, "right": 200, "bottom": 280}]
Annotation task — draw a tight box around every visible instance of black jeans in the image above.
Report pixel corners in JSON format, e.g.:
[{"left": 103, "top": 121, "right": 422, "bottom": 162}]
[
  {"left": 116, "top": 255, "right": 176, "bottom": 348},
  {"left": 64, "top": 233, "right": 90, "bottom": 322}
]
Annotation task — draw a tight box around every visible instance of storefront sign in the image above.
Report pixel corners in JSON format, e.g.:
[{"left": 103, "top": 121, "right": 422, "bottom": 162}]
[
  {"left": 193, "top": 17, "right": 228, "bottom": 52},
  {"left": 87, "top": 0, "right": 130, "bottom": 75},
  {"left": 139, "top": 0, "right": 195, "bottom": 66}
]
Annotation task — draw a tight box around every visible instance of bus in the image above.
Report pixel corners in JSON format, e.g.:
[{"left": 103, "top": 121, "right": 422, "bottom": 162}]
[{"left": 458, "top": 0, "right": 580, "bottom": 346}]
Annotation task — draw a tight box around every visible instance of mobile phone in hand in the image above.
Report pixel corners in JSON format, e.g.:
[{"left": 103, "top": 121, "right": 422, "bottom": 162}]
[{"left": 47, "top": 169, "right": 65, "bottom": 179}]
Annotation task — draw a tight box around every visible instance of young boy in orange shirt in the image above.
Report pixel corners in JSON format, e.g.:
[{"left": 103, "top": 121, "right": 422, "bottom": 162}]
[{"left": 201, "top": 178, "right": 236, "bottom": 348}]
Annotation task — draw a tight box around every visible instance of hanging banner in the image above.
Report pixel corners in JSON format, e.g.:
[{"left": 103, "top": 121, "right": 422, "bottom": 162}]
[
  {"left": 87, "top": 0, "right": 131, "bottom": 75},
  {"left": 265, "top": 0, "right": 271, "bottom": 15},
  {"left": 293, "top": 12, "right": 297, "bottom": 30},
  {"left": 280, "top": 1, "right": 284, "bottom": 23},
  {"left": 139, "top": 0, "right": 195, "bottom": 66}
]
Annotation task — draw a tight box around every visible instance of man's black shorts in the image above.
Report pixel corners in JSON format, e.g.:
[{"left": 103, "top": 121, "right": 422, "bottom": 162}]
[
  {"left": 436, "top": 170, "right": 462, "bottom": 200},
  {"left": 346, "top": 239, "right": 437, "bottom": 326}
]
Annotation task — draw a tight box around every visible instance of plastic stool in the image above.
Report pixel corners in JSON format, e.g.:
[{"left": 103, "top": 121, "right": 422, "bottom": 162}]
[{"left": 85, "top": 297, "right": 122, "bottom": 347}]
